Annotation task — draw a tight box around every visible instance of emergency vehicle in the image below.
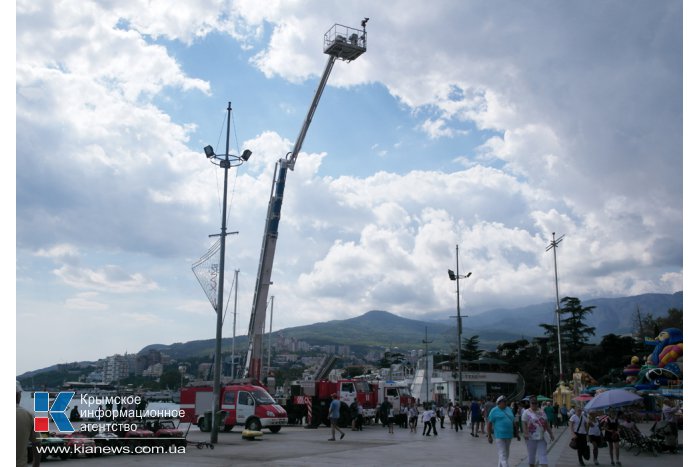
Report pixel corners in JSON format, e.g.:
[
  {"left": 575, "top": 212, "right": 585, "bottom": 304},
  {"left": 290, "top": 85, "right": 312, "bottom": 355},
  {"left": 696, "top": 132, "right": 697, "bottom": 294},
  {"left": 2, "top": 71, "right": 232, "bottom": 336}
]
[{"left": 180, "top": 383, "right": 287, "bottom": 433}]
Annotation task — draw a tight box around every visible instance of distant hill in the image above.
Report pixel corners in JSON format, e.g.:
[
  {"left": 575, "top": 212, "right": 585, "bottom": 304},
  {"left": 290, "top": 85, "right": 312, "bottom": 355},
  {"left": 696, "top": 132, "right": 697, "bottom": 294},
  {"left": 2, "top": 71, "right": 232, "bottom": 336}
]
[
  {"left": 454, "top": 291, "right": 683, "bottom": 340},
  {"left": 19, "top": 292, "right": 682, "bottom": 379},
  {"left": 138, "top": 292, "right": 681, "bottom": 359}
]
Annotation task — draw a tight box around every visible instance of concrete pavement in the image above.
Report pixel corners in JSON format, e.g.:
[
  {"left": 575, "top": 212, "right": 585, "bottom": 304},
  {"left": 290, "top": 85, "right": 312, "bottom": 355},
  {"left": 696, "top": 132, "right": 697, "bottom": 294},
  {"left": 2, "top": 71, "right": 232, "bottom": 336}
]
[{"left": 44, "top": 420, "right": 682, "bottom": 466}]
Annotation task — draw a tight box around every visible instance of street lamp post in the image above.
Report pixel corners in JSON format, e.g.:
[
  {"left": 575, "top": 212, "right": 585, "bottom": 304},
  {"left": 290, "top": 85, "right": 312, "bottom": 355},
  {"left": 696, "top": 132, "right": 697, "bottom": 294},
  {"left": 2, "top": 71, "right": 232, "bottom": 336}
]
[
  {"left": 448, "top": 244, "right": 471, "bottom": 406},
  {"left": 202, "top": 102, "right": 252, "bottom": 444}
]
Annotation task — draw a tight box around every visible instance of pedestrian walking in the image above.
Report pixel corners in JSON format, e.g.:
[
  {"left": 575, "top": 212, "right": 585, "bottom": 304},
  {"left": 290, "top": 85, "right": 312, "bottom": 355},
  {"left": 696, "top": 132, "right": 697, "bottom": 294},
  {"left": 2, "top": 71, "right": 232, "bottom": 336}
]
[
  {"left": 544, "top": 401, "right": 556, "bottom": 429},
  {"left": 399, "top": 404, "right": 408, "bottom": 428},
  {"left": 387, "top": 406, "right": 395, "bottom": 434},
  {"left": 422, "top": 405, "right": 434, "bottom": 436},
  {"left": 570, "top": 406, "right": 589, "bottom": 466},
  {"left": 350, "top": 398, "right": 359, "bottom": 431},
  {"left": 409, "top": 403, "right": 418, "bottom": 433},
  {"left": 328, "top": 393, "right": 346, "bottom": 441},
  {"left": 453, "top": 404, "right": 463, "bottom": 432},
  {"left": 487, "top": 395, "right": 520, "bottom": 467},
  {"left": 470, "top": 399, "right": 482, "bottom": 437},
  {"left": 602, "top": 410, "right": 622, "bottom": 466},
  {"left": 587, "top": 412, "right": 603, "bottom": 466},
  {"left": 522, "top": 395, "right": 555, "bottom": 467}
]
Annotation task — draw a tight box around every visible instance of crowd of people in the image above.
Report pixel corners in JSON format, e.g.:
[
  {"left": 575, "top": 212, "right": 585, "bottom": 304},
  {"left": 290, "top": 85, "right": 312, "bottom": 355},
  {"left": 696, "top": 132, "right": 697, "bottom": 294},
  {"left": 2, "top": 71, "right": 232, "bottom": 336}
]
[{"left": 334, "top": 393, "right": 682, "bottom": 467}]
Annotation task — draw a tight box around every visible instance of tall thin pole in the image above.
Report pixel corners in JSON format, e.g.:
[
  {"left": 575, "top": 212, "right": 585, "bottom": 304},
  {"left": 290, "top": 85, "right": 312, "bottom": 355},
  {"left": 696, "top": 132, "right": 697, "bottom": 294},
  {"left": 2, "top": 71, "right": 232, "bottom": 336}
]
[
  {"left": 267, "top": 296, "right": 274, "bottom": 380},
  {"left": 211, "top": 102, "right": 233, "bottom": 444},
  {"left": 422, "top": 327, "right": 433, "bottom": 404},
  {"left": 455, "top": 245, "right": 462, "bottom": 405},
  {"left": 231, "top": 269, "right": 239, "bottom": 379},
  {"left": 546, "top": 232, "right": 565, "bottom": 384}
]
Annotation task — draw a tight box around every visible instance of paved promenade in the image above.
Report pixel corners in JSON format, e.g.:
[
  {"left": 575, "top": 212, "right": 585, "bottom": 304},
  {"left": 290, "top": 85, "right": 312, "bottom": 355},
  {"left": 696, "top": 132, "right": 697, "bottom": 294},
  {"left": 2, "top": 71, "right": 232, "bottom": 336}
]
[{"left": 51, "top": 421, "right": 682, "bottom": 466}]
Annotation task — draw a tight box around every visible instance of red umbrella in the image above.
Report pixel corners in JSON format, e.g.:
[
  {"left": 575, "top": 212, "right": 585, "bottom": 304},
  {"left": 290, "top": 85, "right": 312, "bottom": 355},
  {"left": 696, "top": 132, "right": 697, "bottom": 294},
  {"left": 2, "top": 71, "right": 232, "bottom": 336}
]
[{"left": 574, "top": 394, "right": 593, "bottom": 401}]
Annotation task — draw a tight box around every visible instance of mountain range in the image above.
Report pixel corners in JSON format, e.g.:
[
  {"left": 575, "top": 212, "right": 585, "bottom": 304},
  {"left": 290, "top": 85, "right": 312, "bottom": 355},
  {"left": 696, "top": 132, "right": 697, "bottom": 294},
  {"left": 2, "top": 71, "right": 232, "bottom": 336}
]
[
  {"left": 18, "top": 292, "right": 682, "bottom": 379},
  {"left": 141, "top": 291, "right": 682, "bottom": 359}
]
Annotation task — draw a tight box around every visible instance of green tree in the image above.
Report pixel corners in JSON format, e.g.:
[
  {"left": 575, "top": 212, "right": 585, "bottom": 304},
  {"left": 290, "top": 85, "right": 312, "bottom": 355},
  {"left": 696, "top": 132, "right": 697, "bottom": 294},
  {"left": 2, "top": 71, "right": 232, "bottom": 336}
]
[
  {"left": 496, "top": 339, "right": 530, "bottom": 362},
  {"left": 496, "top": 337, "right": 555, "bottom": 395},
  {"left": 537, "top": 297, "right": 595, "bottom": 380},
  {"left": 159, "top": 367, "right": 183, "bottom": 389},
  {"left": 657, "top": 307, "right": 683, "bottom": 330},
  {"left": 559, "top": 296, "right": 596, "bottom": 354},
  {"left": 635, "top": 307, "right": 683, "bottom": 339},
  {"left": 635, "top": 310, "right": 661, "bottom": 339},
  {"left": 461, "top": 335, "right": 483, "bottom": 361}
]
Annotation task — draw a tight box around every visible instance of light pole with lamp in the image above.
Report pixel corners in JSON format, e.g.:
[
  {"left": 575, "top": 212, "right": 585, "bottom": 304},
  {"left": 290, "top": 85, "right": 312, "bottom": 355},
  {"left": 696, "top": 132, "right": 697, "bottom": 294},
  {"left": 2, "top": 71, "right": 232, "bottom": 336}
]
[
  {"left": 448, "top": 244, "right": 471, "bottom": 406},
  {"left": 202, "top": 102, "right": 252, "bottom": 444}
]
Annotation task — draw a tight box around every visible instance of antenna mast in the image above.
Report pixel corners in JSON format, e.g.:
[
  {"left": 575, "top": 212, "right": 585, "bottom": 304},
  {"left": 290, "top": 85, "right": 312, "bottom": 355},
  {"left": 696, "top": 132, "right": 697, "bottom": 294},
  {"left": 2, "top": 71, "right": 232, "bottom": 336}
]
[{"left": 546, "top": 232, "right": 565, "bottom": 384}]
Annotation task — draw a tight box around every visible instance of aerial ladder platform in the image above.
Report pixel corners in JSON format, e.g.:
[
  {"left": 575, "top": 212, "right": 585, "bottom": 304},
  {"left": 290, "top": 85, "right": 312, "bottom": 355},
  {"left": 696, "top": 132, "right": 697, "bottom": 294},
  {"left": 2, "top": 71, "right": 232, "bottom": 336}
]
[{"left": 243, "top": 21, "right": 368, "bottom": 381}]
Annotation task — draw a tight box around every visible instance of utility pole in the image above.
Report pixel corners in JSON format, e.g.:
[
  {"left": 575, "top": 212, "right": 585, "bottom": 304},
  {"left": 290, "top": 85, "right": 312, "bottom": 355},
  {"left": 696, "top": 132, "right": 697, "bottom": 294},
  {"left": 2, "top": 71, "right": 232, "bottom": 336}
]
[
  {"left": 546, "top": 232, "right": 565, "bottom": 384},
  {"left": 422, "top": 327, "right": 433, "bottom": 404},
  {"left": 448, "top": 245, "right": 471, "bottom": 405}
]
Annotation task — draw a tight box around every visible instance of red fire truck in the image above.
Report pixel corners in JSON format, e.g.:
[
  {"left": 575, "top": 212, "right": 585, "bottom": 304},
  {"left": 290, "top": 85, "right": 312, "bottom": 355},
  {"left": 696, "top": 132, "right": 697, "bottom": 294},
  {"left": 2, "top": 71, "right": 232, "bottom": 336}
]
[
  {"left": 284, "top": 378, "right": 414, "bottom": 427},
  {"left": 180, "top": 382, "right": 287, "bottom": 433},
  {"left": 284, "top": 379, "right": 376, "bottom": 427}
]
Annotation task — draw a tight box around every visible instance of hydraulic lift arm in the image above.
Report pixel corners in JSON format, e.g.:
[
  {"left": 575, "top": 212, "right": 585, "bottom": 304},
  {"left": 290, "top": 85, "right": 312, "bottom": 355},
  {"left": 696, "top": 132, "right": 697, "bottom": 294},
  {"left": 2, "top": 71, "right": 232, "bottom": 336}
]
[{"left": 243, "top": 22, "right": 367, "bottom": 380}]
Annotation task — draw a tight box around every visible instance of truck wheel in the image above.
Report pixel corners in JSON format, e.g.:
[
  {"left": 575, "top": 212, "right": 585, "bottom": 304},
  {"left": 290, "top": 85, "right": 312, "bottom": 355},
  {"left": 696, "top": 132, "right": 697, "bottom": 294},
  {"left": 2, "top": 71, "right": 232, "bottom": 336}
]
[
  {"left": 222, "top": 424, "right": 234, "bottom": 432},
  {"left": 246, "top": 417, "right": 262, "bottom": 431},
  {"left": 198, "top": 419, "right": 210, "bottom": 432},
  {"left": 268, "top": 426, "right": 281, "bottom": 433}
]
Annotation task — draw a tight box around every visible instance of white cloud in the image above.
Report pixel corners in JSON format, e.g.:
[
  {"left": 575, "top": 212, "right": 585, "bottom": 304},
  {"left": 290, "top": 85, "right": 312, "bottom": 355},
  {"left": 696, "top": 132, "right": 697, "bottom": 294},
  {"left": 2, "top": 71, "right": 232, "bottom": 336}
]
[
  {"left": 14, "top": 1, "right": 682, "bottom": 373},
  {"left": 420, "top": 118, "right": 455, "bottom": 139},
  {"left": 54, "top": 264, "right": 158, "bottom": 293},
  {"left": 35, "top": 244, "right": 81, "bottom": 263},
  {"left": 65, "top": 292, "right": 109, "bottom": 311}
]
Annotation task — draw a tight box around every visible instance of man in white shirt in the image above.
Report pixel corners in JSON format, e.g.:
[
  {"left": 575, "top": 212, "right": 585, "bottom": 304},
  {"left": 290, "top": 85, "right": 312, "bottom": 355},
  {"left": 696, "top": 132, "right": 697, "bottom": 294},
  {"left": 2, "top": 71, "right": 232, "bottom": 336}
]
[
  {"left": 422, "top": 406, "right": 434, "bottom": 436},
  {"left": 570, "top": 407, "right": 589, "bottom": 467}
]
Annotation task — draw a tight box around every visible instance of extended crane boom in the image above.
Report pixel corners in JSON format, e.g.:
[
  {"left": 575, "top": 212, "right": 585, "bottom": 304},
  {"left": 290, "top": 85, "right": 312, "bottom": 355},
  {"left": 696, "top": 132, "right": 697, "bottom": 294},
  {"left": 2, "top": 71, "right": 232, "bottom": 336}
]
[{"left": 244, "top": 22, "right": 367, "bottom": 381}]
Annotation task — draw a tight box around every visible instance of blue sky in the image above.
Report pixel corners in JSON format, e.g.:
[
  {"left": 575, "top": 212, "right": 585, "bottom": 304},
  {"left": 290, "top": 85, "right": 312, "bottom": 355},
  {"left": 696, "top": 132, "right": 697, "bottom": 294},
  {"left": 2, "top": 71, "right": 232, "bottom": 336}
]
[{"left": 13, "top": 1, "right": 688, "bottom": 375}]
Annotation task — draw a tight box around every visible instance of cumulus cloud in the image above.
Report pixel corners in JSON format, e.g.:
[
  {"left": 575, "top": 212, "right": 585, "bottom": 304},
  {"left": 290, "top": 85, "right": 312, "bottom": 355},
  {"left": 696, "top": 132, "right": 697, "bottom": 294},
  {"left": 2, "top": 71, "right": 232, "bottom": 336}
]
[{"left": 15, "top": 1, "right": 682, "bottom": 373}]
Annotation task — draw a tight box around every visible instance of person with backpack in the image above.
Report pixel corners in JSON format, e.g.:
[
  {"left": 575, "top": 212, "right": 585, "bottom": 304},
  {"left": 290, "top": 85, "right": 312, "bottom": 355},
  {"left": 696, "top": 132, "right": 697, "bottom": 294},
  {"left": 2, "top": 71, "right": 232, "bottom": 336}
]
[{"left": 453, "top": 404, "right": 463, "bottom": 432}]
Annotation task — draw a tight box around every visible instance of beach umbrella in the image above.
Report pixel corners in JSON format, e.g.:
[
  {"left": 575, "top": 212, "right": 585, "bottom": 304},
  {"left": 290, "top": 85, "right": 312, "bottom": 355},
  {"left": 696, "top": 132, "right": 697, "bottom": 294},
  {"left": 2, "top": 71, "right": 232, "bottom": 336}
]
[{"left": 584, "top": 389, "right": 642, "bottom": 411}]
